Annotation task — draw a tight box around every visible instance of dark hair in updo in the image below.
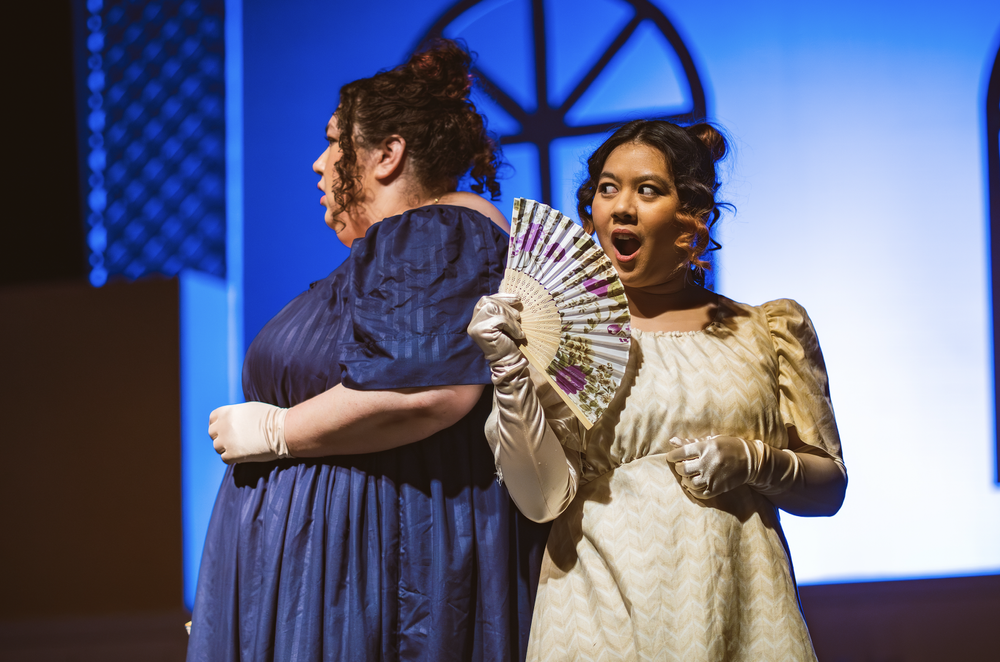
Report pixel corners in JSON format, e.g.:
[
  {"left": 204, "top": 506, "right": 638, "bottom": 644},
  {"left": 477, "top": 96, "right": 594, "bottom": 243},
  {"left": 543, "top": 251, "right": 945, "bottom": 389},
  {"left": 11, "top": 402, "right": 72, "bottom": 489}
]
[
  {"left": 332, "top": 38, "right": 500, "bottom": 214},
  {"left": 576, "top": 120, "right": 730, "bottom": 285}
]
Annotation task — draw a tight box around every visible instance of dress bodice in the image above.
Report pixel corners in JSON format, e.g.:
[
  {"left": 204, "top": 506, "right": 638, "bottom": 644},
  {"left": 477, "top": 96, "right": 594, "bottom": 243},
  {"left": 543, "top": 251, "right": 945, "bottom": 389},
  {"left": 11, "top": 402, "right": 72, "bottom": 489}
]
[
  {"left": 241, "top": 204, "right": 509, "bottom": 409},
  {"left": 579, "top": 297, "right": 803, "bottom": 483}
]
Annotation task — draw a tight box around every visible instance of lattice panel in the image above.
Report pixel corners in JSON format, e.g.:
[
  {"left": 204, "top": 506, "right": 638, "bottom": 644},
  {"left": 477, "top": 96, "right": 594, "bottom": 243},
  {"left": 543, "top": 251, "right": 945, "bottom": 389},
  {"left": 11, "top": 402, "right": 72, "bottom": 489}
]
[{"left": 84, "top": 0, "right": 225, "bottom": 286}]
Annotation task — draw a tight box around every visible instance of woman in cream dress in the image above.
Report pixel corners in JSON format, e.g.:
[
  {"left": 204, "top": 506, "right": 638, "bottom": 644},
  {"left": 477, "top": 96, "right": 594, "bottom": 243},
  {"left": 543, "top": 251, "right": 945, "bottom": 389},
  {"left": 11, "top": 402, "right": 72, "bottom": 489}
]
[{"left": 468, "top": 120, "right": 847, "bottom": 661}]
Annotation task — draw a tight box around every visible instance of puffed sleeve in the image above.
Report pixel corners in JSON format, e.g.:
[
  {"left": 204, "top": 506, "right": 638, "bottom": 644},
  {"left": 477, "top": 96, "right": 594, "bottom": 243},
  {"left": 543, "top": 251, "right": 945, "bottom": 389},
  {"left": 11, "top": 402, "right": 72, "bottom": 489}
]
[
  {"left": 338, "top": 206, "right": 507, "bottom": 390},
  {"left": 762, "top": 299, "right": 845, "bottom": 465}
]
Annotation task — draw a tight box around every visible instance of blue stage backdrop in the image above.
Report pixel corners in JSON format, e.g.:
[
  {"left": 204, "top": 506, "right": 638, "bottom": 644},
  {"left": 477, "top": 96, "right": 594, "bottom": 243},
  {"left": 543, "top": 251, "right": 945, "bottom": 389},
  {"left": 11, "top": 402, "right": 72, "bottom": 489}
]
[
  {"left": 237, "top": 0, "right": 1000, "bottom": 587},
  {"left": 77, "top": 0, "right": 1000, "bottom": 610}
]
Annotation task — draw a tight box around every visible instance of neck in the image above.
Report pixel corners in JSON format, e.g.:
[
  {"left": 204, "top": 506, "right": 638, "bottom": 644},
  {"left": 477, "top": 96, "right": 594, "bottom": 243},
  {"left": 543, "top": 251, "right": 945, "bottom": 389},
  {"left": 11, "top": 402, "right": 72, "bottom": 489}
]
[
  {"left": 379, "top": 186, "right": 442, "bottom": 219},
  {"left": 624, "top": 270, "right": 712, "bottom": 320},
  {"left": 647, "top": 271, "right": 689, "bottom": 295},
  {"left": 627, "top": 267, "right": 689, "bottom": 297}
]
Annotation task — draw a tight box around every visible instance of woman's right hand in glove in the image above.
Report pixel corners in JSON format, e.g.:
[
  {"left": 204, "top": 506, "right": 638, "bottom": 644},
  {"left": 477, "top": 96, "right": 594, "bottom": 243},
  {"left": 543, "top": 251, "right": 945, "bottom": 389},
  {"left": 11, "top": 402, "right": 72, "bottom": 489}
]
[
  {"left": 468, "top": 293, "right": 526, "bottom": 370},
  {"left": 468, "top": 294, "right": 580, "bottom": 522}
]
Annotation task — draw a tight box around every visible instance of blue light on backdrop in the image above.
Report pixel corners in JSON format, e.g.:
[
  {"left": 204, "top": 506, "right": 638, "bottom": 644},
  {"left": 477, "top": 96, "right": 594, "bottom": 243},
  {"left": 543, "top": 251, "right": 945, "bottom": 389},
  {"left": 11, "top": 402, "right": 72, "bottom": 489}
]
[
  {"left": 231, "top": 0, "right": 1000, "bottom": 585},
  {"left": 689, "top": 0, "right": 1000, "bottom": 583},
  {"left": 78, "top": 0, "right": 1000, "bottom": 605},
  {"left": 179, "top": 271, "right": 228, "bottom": 610}
]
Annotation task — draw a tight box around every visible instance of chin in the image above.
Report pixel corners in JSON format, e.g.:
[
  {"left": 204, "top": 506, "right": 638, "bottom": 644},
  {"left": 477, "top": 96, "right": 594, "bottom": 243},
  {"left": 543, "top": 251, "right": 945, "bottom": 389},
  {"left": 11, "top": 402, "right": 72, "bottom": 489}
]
[
  {"left": 324, "top": 212, "right": 343, "bottom": 231},
  {"left": 622, "top": 278, "right": 647, "bottom": 291},
  {"left": 610, "top": 258, "right": 638, "bottom": 280},
  {"left": 615, "top": 271, "right": 642, "bottom": 290}
]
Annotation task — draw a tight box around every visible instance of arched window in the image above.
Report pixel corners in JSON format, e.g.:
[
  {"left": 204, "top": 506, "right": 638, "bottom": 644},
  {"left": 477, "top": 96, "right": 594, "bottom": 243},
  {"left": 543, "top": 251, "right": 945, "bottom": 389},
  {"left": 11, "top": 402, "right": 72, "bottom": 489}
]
[{"left": 423, "top": 0, "right": 708, "bottom": 233}]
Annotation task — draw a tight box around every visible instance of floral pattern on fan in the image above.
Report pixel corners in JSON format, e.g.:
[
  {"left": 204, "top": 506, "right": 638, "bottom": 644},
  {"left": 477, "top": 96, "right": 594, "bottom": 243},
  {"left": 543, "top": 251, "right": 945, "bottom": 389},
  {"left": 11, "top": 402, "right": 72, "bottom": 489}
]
[{"left": 500, "top": 198, "right": 632, "bottom": 429}]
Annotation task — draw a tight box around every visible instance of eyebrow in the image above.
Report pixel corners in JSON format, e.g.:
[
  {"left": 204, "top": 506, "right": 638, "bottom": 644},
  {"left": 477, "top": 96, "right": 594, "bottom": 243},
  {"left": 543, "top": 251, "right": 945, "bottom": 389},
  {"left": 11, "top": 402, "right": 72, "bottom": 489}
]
[
  {"left": 599, "top": 171, "right": 672, "bottom": 187},
  {"left": 636, "top": 173, "right": 671, "bottom": 187}
]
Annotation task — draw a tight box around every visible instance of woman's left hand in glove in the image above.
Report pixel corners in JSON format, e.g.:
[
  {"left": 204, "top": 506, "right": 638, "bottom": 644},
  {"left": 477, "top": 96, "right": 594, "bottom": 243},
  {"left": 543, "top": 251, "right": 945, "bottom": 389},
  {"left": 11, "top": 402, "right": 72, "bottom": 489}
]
[
  {"left": 665, "top": 434, "right": 805, "bottom": 500},
  {"left": 666, "top": 433, "right": 847, "bottom": 516},
  {"left": 665, "top": 435, "right": 756, "bottom": 499},
  {"left": 209, "top": 402, "right": 292, "bottom": 464}
]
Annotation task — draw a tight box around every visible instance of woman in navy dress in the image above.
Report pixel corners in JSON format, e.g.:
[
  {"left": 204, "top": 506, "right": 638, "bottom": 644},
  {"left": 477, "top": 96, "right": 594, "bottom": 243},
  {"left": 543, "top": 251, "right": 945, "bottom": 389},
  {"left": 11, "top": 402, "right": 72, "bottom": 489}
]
[{"left": 187, "top": 40, "right": 548, "bottom": 662}]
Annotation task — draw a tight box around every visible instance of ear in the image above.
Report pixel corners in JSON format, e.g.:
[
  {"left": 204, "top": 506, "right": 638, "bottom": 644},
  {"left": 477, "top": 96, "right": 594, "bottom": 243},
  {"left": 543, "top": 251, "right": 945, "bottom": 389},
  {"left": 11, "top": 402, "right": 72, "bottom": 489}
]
[{"left": 372, "top": 134, "right": 406, "bottom": 181}]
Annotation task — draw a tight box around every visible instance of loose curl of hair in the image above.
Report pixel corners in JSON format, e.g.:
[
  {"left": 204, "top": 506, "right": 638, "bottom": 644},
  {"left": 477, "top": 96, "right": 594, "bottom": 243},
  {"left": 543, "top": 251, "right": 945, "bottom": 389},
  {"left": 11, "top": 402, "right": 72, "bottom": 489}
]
[
  {"left": 331, "top": 39, "right": 501, "bottom": 215},
  {"left": 576, "top": 120, "right": 731, "bottom": 286}
]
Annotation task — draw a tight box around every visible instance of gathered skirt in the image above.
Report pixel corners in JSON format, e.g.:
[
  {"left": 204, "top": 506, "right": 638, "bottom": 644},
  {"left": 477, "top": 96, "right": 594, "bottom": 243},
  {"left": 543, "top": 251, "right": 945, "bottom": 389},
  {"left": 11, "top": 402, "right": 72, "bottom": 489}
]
[{"left": 187, "top": 407, "right": 549, "bottom": 662}]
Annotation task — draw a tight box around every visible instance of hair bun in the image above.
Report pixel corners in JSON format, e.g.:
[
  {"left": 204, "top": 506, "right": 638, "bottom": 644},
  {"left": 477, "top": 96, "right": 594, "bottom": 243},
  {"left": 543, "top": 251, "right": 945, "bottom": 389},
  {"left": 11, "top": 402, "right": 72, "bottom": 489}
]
[
  {"left": 687, "top": 123, "right": 727, "bottom": 163},
  {"left": 405, "top": 38, "right": 474, "bottom": 101}
]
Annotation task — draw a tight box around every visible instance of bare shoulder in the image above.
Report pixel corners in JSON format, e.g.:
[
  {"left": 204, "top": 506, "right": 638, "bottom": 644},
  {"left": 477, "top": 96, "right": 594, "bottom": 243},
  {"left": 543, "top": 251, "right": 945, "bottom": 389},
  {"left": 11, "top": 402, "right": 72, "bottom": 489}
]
[{"left": 437, "top": 192, "right": 510, "bottom": 233}]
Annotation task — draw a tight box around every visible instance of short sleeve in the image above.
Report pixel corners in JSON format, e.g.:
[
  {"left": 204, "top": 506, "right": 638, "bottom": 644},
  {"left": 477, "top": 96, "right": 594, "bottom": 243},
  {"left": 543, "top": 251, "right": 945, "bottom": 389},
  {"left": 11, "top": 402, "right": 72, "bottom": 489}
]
[
  {"left": 762, "top": 299, "right": 844, "bottom": 464},
  {"left": 338, "top": 205, "right": 507, "bottom": 390}
]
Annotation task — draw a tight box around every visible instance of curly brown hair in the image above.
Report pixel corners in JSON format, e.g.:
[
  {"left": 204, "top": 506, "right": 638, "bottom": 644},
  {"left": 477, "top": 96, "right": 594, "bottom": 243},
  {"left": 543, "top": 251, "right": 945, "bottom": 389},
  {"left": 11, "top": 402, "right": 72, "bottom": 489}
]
[
  {"left": 331, "top": 39, "right": 501, "bottom": 216},
  {"left": 576, "top": 120, "right": 730, "bottom": 285}
]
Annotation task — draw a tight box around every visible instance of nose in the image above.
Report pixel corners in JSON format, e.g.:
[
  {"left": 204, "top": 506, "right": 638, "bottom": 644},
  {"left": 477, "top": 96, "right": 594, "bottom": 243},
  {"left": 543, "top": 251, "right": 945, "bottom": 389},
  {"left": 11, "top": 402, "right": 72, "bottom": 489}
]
[
  {"left": 611, "top": 189, "right": 636, "bottom": 222},
  {"left": 313, "top": 146, "right": 328, "bottom": 176}
]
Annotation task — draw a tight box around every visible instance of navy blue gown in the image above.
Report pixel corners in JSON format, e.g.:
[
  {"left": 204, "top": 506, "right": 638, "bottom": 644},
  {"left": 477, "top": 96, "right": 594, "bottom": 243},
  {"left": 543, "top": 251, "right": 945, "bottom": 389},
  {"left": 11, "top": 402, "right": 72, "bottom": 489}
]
[{"left": 187, "top": 206, "right": 549, "bottom": 662}]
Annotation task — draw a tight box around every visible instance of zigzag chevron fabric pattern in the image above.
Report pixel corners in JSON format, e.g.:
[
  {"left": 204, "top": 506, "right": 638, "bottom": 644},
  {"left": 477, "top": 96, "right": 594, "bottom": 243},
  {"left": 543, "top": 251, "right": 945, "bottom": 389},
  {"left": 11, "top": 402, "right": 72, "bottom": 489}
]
[{"left": 526, "top": 297, "right": 841, "bottom": 661}]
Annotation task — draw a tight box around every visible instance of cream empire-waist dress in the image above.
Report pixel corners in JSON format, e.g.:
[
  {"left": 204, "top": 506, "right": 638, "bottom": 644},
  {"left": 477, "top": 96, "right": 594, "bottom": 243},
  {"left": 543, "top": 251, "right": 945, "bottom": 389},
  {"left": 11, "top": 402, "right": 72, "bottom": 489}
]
[{"left": 514, "top": 297, "right": 844, "bottom": 662}]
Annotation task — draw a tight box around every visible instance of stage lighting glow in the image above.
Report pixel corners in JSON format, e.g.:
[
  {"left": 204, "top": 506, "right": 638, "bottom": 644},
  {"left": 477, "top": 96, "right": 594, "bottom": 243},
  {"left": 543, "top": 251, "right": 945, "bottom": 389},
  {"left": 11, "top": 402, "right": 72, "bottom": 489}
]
[{"left": 205, "top": 0, "right": 1000, "bottom": 598}]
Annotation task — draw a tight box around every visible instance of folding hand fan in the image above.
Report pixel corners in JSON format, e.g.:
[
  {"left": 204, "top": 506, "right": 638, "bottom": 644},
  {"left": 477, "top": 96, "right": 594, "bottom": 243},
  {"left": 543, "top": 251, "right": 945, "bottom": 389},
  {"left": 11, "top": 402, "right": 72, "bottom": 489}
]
[{"left": 499, "top": 198, "right": 631, "bottom": 429}]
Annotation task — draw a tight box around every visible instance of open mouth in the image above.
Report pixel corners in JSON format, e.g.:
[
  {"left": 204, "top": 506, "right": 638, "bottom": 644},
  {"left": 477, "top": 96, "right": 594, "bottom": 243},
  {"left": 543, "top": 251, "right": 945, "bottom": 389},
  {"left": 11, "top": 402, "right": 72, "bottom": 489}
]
[{"left": 611, "top": 232, "right": 641, "bottom": 260}]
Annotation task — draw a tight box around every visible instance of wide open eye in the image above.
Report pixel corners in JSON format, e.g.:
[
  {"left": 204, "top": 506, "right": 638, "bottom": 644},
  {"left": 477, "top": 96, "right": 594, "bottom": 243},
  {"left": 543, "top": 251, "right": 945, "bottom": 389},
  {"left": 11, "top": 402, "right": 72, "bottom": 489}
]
[{"left": 598, "top": 182, "right": 619, "bottom": 195}]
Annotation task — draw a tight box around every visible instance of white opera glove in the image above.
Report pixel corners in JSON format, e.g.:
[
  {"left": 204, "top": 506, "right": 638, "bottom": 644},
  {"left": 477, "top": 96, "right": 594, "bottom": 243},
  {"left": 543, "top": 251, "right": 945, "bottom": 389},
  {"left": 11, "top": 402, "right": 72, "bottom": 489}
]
[
  {"left": 209, "top": 402, "right": 293, "bottom": 464},
  {"left": 468, "top": 293, "right": 525, "bottom": 367},
  {"left": 467, "top": 295, "right": 579, "bottom": 523},
  {"left": 665, "top": 435, "right": 803, "bottom": 500}
]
